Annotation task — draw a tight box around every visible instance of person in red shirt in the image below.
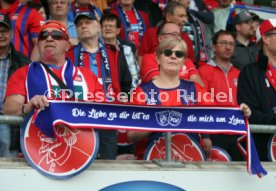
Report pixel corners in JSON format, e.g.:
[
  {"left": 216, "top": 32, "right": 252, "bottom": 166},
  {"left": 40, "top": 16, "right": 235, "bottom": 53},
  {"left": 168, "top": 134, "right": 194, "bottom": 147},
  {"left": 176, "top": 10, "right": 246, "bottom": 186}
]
[
  {"left": 128, "top": 36, "right": 251, "bottom": 160},
  {"left": 140, "top": 21, "right": 203, "bottom": 86},
  {"left": 68, "top": 0, "right": 102, "bottom": 22},
  {"left": 3, "top": 21, "right": 103, "bottom": 167},
  {"left": 200, "top": 30, "right": 239, "bottom": 106},
  {"left": 3, "top": 20, "right": 102, "bottom": 116},
  {"left": 129, "top": 37, "right": 213, "bottom": 159},
  {"left": 137, "top": 1, "right": 194, "bottom": 65},
  {"left": 199, "top": 30, "right": 243, "bottom": 161},
  {"left": 0, "top": 0, "right": 44, "bottom": 60},
  {"left": 111, "top": 0, "right": 150, "bottom": 49}
]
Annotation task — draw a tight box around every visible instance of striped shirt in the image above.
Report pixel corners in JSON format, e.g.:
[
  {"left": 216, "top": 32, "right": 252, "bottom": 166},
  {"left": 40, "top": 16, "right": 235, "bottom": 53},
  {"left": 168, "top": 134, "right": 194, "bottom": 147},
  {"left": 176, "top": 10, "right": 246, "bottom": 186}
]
[
  {"left": 0, "top": 1, "right": 44, "bottom": 58},
  {"left": 0, "top": 58, "right": 10, "bottom": 111}
]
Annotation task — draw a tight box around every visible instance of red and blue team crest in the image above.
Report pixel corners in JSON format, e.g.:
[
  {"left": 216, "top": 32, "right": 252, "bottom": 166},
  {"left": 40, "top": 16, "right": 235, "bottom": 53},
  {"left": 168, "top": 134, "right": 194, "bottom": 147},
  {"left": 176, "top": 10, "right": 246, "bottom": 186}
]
[
  {"left": 268, "top": 133, "right": 276, "bottom": 161},
  {"left": 20, "top": 112, "right": 99, "bottom": 179},
  {"left": 155, "top": 110, "right": 182, "bottom": 127},
  {"left": 209, "top": 146, "right": 232, "bottom": 162},
  {"left": 144, "top": 133, "right": 206, "bottom": 161}
]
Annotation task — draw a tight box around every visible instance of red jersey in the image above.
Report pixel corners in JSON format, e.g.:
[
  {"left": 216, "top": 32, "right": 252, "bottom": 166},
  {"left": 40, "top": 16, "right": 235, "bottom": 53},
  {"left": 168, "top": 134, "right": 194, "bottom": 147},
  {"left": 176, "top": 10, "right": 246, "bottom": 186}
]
[
  {"left": 66, "top": 43, "right": 121, "bottom": 98},
  {"left": 140, "top": 53, "right": 199, "bottom": 83},
  {"left": 6, "top": 62, "right": 103, "bottom": 101},
  {"left": 0, "top": 0, "right": 44, "bottom": 58},
  {"left": 199, "top": 63, "right": 240, "bottom": 106},
  {"left": 112, "top": 6, "right": 150, "bottom": 48},
  {"left": 138, "top": 27, "right": 195, "bottom": 61}
]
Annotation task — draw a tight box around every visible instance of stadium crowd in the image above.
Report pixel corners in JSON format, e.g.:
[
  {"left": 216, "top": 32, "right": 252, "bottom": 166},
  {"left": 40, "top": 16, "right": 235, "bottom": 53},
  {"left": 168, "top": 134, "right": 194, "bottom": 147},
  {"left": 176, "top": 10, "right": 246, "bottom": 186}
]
[{"left": 0, "top": 0, "right": 275, "bottom": 162}]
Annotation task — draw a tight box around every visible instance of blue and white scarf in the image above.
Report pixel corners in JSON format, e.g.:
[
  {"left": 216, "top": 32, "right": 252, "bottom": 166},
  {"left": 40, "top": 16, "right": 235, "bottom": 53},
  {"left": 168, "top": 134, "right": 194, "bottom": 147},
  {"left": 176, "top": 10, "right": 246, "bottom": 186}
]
[{"left": 33, "top": 100, "right": 267, "bottom": 177}]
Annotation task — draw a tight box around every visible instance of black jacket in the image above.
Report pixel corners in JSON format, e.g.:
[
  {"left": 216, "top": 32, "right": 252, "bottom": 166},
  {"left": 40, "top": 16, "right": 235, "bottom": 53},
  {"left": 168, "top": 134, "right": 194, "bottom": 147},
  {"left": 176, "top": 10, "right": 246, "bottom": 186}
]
[
  {"left": 8, "top": 44, "right": 30, "bottom": 79},
  {"left": 105, "top": 39, "right": 132, "bottom": 95},
  {"left": 189, "top": 0, "right": 214, "bottom": 24},
  {"left": 237, "top": 51, "right": 276, "bottom": 125}
]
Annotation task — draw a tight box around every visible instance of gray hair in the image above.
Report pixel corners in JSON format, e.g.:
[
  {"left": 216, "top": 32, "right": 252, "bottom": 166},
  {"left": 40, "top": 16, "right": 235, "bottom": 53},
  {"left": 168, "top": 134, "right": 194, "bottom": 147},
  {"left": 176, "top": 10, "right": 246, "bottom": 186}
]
[{"left": 163, "top": 1, "right": 186, "bottom": 20}]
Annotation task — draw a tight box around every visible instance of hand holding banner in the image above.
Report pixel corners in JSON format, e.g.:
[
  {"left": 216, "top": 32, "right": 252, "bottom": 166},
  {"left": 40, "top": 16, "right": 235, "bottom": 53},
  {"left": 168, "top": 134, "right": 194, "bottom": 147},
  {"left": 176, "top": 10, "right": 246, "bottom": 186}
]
[{"left": 21, "top": 100, "right": 267, "bottom": 178}]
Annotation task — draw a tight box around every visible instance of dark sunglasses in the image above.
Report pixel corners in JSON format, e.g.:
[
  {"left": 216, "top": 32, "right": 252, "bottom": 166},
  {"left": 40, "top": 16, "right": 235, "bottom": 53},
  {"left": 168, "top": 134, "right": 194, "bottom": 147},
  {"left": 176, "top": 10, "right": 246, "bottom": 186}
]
[
  {"left": 38, "top": 30, "right": 68, "bottom": 41},
  {"left": 162, "top": 49, "right": 185, "bottom": 58}
]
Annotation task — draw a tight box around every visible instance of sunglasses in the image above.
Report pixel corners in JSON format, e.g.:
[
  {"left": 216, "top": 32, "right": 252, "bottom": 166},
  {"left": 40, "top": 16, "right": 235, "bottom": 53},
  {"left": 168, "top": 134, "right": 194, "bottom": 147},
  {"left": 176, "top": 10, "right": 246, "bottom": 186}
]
[
  {"left": 162, "top": 49, "right": 185, "bottom": 58},
  {"left": 38, "top": 30, "right": 68, "bottom": 41}
]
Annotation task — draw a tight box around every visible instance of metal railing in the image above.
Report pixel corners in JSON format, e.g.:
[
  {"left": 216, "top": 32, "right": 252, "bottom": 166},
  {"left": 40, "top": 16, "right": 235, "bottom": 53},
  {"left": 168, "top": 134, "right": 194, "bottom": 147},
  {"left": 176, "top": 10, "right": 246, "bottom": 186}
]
[
  {"left": 1, "top": 114, "right": 276, "bottom": 163},
  {"left": 0, "top": 115, "right": 24, "bottom": 125}
]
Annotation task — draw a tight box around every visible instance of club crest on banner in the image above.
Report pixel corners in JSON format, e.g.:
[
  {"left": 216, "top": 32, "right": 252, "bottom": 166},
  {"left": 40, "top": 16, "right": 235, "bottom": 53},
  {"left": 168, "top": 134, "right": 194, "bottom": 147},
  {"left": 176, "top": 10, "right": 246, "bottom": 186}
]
[
  {"left": 155, "top": 110, "right": 182, "bottom": 127},
  {"left": 144, "top": 133, "right": 206, "bottom": 162},
  {"left": 20, "top": 112, "right": 99, "bottom": 179},
  {"left": 268, "top": 133, "right": 276, "bottom": 161}
]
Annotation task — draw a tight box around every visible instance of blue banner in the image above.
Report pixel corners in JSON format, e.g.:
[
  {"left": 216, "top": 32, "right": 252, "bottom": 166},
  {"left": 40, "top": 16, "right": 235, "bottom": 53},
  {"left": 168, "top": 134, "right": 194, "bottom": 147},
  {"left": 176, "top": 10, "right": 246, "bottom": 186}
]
[{"left": 33, "top": 100, "right": 267, "bottom": 177}]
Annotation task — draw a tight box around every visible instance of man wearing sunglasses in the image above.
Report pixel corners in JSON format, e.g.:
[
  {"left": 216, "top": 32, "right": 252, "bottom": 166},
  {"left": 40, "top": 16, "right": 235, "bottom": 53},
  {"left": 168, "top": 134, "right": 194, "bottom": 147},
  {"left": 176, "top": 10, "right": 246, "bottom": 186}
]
[{"left": 3, "top": 20, "right": 102, "bottom": 121}]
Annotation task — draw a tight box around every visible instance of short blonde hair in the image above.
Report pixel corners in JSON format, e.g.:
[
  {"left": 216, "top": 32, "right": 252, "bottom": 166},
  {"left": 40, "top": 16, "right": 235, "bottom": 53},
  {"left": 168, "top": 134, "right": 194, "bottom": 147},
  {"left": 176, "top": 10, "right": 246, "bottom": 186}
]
[{"left": 156, "top": 37, "right": 187, "bottom": 58}]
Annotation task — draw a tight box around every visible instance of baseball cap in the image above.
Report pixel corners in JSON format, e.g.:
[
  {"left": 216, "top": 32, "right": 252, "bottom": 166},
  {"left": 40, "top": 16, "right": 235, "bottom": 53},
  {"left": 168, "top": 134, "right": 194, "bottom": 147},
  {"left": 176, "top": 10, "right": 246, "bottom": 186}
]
[
  {"left": 74, "top": 11, "right": 97, "bottom": 25},
  {"left": 234, "top": 11, "right": 253, "bottom": 25},
  {"left": 0, "top": 13, "right": 11, "bottom": 29},
  {"left": 250, "top": 12, "right": 264, "bottom": 24},
  {"left": 256, "top": 19, "right": 276, "bottom": 42},
  {"left": 38, "top": 20, "right": 69, "bottom": 40}
]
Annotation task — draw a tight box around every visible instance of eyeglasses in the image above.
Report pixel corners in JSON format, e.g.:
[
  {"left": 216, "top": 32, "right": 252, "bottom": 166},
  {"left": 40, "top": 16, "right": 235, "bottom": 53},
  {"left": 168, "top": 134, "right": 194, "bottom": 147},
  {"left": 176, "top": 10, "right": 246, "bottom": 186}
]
[
  {"left": 160, "top": 32, "right": 181, "bottom": 38},
  {"left": 162, "top": 49, "right": 185, "bottom": 58},
  {"left": 102, "top": 25, "right": 117, "bottom": 29},
  {"left": 38, "top": 30, "right": 68, "bottom": 41},
  {"left": 216, "top": 41, "right": 235, "bottom": 47}
]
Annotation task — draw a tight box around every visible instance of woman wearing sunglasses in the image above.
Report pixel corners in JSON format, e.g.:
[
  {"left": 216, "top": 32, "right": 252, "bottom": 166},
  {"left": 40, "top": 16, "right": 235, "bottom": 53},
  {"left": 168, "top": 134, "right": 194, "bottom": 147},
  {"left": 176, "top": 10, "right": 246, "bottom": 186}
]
[
  {"left": 128, "top": 37, "right": 213, "bottom": 160},
  {"left": 128, "top": 37, "right": 251, "bottom": 160},
  {"left": 130, "top": 37, "right": 209, "bottom": 111}
]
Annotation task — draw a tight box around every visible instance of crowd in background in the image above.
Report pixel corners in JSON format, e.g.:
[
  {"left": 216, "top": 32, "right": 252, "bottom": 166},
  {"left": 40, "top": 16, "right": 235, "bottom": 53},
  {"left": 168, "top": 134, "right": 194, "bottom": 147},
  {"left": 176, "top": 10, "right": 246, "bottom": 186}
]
[{"left": 0, "top": 0, "right": 275, "bottom": 162}]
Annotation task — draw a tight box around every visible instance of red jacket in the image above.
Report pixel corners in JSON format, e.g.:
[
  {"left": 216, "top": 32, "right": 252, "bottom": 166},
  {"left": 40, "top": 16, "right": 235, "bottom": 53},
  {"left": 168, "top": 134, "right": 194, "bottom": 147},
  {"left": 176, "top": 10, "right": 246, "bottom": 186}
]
[
  {"left": 199, "top": 63, "right": 240, "bottom": 106},
  {"left": 138, "top": 27, "right": 195, "bottom": 61},
  {"left": 141, "top": 53, "right": 198, "bottom": 83},
  {"left": 66, "top": 44, "right": 122, "bottom": 99}
]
